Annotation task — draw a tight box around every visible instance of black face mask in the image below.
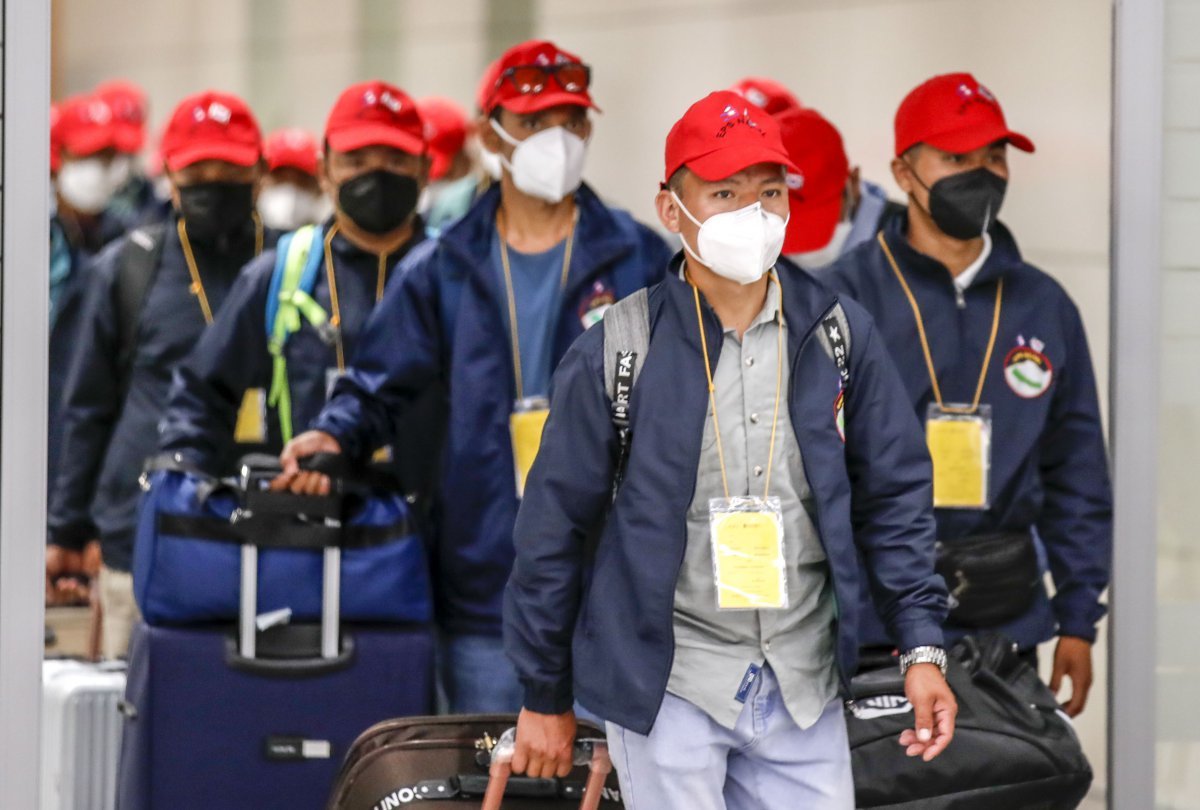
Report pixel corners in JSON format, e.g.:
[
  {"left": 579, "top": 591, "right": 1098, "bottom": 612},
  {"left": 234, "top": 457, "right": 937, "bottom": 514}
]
[
  {"left": 337, "top": 170, "right": 420, "bottom": 235},
  {"left": 913, "top": 166, "right": 1007, "bottom": 241},
  {"left": 178, "top": 182, "right": 256, "bottom": 244}
]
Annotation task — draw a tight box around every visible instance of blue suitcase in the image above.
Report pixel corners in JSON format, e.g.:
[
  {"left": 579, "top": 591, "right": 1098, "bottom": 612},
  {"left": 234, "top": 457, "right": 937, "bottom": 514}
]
[{"left": 116, "top": 458, "right": 435, "bottom": 810}]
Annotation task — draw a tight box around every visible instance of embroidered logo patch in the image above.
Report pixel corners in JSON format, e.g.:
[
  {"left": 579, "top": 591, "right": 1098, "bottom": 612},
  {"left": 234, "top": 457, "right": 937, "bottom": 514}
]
[
  {"left": 579, "top": 280, "right": 615, "bottom": 330},
  {"left": 1003, "top": 336, "right": 1053, "bottom": 399}
]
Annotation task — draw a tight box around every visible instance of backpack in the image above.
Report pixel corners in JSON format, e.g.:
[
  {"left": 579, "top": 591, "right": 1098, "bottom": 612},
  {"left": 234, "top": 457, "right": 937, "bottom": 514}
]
[
  {"left": 264, "top": 224, "right": 328, "bottom": 443},
  {"left": 114, "top": 223, "right": 168, "bottom": 396},
  {"left": 600, "top": 287, "right": 852, "bottom": 489}
]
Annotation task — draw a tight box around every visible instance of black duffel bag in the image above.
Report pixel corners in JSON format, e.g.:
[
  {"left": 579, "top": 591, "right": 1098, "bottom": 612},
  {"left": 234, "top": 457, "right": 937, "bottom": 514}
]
[{"left": 847, "top": 634, "right": 1092, "bottom": 809}]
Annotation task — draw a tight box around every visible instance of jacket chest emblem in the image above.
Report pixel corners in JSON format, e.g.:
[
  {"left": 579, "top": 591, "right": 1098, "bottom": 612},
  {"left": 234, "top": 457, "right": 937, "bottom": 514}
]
[
  {"left": 1003, "top": 335, "right": 1053, "bottom": 399},
  {"left": 580, "top": 280, "right": 615, "bottom": 329}
]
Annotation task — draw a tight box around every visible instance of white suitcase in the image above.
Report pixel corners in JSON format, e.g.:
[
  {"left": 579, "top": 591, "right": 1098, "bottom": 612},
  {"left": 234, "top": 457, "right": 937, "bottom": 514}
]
[{"left": 41, "top": 659, "right": 126, "bottom": 810}]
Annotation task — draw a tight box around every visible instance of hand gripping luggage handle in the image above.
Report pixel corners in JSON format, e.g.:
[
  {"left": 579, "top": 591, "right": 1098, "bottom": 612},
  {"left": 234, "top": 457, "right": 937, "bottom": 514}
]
[{"left": 481, "top": 729, "right": 613, "bottom": 810}]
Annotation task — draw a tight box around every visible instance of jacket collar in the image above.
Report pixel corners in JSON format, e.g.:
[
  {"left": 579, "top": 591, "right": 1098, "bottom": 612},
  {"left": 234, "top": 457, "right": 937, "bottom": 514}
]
[
  {"left": 439, "top": 183, "right": 638, "bottom": 298},
  {"left": 881, "top": 210, "right": 1025, "bottom": 289}
]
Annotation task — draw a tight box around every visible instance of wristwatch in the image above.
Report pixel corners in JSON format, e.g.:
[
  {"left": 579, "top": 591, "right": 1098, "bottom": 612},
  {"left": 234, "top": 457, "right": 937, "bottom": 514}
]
[{"left": 898, "top": 646, "right": 948, "bottom": 676}]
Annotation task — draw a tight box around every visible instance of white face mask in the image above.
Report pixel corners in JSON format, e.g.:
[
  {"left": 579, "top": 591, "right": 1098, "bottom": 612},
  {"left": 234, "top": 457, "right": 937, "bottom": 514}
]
[
  {"left": 790, "top": 221, "right": 853, "bottom": 271},
  {"left": 256, "top": 184, "right": 326, "bottom": 232},
  {"left": 490, "top": 120, "right": 587, "bottom": 203},
  {"left": 57, "top": 158, "right": 115, "bottom": 215},
  {"left": 478, "top": 147, "right": 504, "bottom": 182},
  {"left": 106, "top": 154, "right": 136, "bottom": 195},
  {"left": 671, "top": 192, "right": 787, "bottom": 285}
]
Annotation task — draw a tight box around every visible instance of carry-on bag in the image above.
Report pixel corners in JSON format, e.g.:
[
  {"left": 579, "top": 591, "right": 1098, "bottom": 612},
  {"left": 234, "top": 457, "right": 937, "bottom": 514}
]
[
  {"left": 133, "top": 452, "right": 432, "bottom": 626},
  {"left": 847, "top": 634, "right": 1092, "bottom": 809},
  {"left": 327, "top": 715, "right": 623, "bottom": 809},
  {"left": 116, "top": 456, "right": 435, "bottom": 810},
  {"left": 42, "top": 659, "right": 126, "bottom": 810}
]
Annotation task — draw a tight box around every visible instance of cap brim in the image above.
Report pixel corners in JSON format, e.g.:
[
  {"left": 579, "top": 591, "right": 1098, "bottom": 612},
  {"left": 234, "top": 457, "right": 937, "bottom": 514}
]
[
  {"left": 326, "top": 125, "right": 425, "bottom": 156},
  {"left": 165, "top": 141, "right": 261, "bottom": 172},
  {"left": 63, "top": 129, "right": 117, "bottom": 157},
  {"left": 497, "top": 91, "right": 600, "bottom": 116},
  {"left": 784, "top": 192, "right": 842, "bottom": 254},
  {"left": 268, "top": 156, "right": 319, "bottom": 176},
  {"left": 683, "top": 147, "right": 799, "bottom": 184},
  {"left": 428, "top": 150, "right": 452, "bottom": 181},
  {"left": 113, "top": 127, "right": 146, "bottom": 155},
  {"left": 923, "top": 123, "right": 1036, "bottom": 155}
]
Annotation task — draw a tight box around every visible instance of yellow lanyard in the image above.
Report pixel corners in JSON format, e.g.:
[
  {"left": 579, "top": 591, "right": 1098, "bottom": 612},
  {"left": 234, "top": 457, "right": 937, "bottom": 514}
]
[
  {"left": 177, "top": 215, "right": 264, "bottom": 325},
  {"left": 690, "top": 271, "right": 785, "bottom": 500},
  {"left": 877, "top": 231, "right": 1003, "bottom": 415},
  {"left": 497, "top": 209, "right": 577, "bottom": 400},
  {"left": 322, "top": 223, "right": 392, "bottom": 372}
]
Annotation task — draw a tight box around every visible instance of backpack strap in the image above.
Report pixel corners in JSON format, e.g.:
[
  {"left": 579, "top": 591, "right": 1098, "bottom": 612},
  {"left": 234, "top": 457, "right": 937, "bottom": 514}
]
[
  {"left": 115, "top": 223, "right": 167, "bottom": 396},
  {"left": 602, "top": 288, "right": 650, "bottom": 496},
  {"left": 817, "top": 302, "right": 852, "bottom": 387},
  {"left": 265, "top": 224, "right": 327, "bottom": 443}
]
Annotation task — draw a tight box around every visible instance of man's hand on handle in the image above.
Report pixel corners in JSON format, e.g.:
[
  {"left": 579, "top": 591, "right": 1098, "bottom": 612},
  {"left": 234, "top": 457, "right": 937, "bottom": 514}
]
[
  {"left": 45, "top": 539, "right": 102, "bottom": 606},
  {"left": 272, "top": 431, "right": 342, "bottom": 495},
  {"left": 900, "top": 663, "right": 957, "bottom": 762},
  {"left": 512, "top": 708, "right": 577, "bottom": 780}
]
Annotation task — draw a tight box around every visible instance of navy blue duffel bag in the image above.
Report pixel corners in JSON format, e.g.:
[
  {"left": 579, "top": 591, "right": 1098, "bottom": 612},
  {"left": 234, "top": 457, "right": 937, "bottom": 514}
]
[{"left": 133, "top": 453, "right": 433, "bottom": 626}]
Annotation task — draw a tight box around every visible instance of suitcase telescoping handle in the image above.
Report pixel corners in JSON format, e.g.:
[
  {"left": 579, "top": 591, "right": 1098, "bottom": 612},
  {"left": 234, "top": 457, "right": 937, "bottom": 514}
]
[
  {"left": 481, "top": 728, "right": 613, "bottom": 810},
  {"left": 236, "top": 454, "right": 347, "bottom": 663}
]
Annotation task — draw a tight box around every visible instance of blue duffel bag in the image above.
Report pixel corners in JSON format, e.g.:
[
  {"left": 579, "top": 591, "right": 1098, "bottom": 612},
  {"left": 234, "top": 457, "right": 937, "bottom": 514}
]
[{"left": 133, "top": 453, "right": 433, "bottom": 626}]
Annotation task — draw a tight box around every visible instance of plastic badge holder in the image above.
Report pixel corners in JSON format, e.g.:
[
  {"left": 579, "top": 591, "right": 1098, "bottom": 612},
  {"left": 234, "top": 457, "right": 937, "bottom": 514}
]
[
  {"left": 926, "top": 402, "right": 992, "bottom": 510},
  {"left": 709, "top": 495, "right": 789, "bottom": 610}
]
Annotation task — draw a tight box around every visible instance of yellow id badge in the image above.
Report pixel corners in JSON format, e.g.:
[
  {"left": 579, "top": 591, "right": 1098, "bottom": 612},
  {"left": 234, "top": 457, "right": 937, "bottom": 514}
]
[
  {"left": 510, "top": 396, "right": 550, "bottom": 499},
  {"left": 709, "top": 496, "right": 788, "bottom": 610},
  {"left": 233, "top": 388, "right": 267, "bottom": 444},
  {"left": 926, "top": 403, "right": 991, "bottom": 510}
]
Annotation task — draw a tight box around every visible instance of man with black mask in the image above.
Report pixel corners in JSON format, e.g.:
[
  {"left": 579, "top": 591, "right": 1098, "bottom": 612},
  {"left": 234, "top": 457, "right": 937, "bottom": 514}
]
[
  {"left": 49, "top": 90, "right": 276, "bottom": 659},
  {"left": 159, "top": 81, "right": 430, "bottom": 477},
  {"left": 827, "top": 73, "right": 1111, "bottom": 717}
]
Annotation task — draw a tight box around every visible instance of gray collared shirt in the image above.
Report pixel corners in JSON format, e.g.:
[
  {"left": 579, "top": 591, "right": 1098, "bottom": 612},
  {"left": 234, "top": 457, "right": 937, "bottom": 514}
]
[{"left": 667, "top": 278, "right": 838, "bottom": 730}]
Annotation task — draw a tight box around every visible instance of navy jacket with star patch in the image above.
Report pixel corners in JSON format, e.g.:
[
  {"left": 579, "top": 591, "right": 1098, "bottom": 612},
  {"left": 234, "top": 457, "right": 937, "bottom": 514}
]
[
  {"left": 311, "top": 183, "right": 672, "bottom": 636},
  {"left": 502, "top": 259, "right": 947, "bottom": 733},
  {"left": 826, "top": 213, "right": 1112, "bottom": 649}
]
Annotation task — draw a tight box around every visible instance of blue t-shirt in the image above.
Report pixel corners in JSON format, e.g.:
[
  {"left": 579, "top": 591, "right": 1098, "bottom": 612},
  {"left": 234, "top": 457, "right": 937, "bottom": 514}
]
[{"left": 490, "top": 231, "right": 567, "bottom": 399}]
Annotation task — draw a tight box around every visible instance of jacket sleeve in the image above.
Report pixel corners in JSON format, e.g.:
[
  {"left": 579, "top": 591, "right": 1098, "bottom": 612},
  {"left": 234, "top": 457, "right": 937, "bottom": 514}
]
[
  {"left": 48, "top": 245, "right": 124, "bottom": 548},
  {"left": 158, "top": 254, "right": 274, "bottom": 473},
  {"left": 841, "top": 301, "right": 948, "bottom": 652},
  {"left": 311, "top": 242, "right": 442, "bottom": 460},
  {"left": 1036, "top": 297, "right": 1113, "bottom": 642},
  {"left": 504, "top": 326, "right": 615, "bottom": 714},
  {"left": 637, "top": 224, "right": 674, "bottom": 287}
]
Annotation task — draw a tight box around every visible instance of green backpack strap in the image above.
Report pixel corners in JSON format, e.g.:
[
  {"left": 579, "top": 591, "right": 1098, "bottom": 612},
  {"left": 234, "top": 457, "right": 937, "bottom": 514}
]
[{"left": 266, "top": 224, "right": 327, "bottom": 443}]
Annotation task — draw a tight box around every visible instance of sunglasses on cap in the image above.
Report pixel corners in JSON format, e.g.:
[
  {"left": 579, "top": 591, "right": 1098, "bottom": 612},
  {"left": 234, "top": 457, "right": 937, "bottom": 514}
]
[{"left": 497, "top": 62, "right": 592, "bottom": 97}]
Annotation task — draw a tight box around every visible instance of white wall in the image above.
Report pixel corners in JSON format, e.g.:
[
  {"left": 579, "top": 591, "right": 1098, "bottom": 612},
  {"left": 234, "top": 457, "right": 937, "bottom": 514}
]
[{"left": 55, "top": 0, "right": 1113, "bottom": 803}]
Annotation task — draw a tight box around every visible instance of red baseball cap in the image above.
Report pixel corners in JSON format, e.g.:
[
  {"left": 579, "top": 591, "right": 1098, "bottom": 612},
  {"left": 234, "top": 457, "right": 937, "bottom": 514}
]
[
  {"left": 895, "top": 72, "right": 1034, "bottom": 157},
  {"left": 477, "top": 57, "right": 503, "bottom": 114},
  {"left": 95, "top": 80, "right": 148, "bottom": 154},
  {"left": 664, "top": 91, "right": 798, "bottom": 184},
  {"left": 775, "top": 107, "right": 851, "bottom": 253},
  {"left": 160, "top": 91, "right": 262, "bottom": 172},
  {"left": 416, "top": 97, "right": 469, "bottom": 180},
  {"left": 483, "top": 39, "right": 598, "bottom": 116},
  {"left": 730, "top": 77, "right": 803, "bottom": 117},
  {"left": 56, "top": 93, "right": 119, "bottom": 158},
  {"left": 325, "top": 81, "right": 425, "bottom": 156},
  {"left": 50, "top": 103, "right": 63, "bottom": 173},
  {"left": 264, "top": 128, "right": 320, "bottom": 176}
]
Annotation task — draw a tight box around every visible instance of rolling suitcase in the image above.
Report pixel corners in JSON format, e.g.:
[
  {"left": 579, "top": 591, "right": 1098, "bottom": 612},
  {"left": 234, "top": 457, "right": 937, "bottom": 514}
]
[
  {"left": 327, "top": 715, "right": 622, "bottom": 809},
  {"left": 41, "top": 659, "right": 127, "bottom": 810},
  {"left": 116, "top": 457, "right": 435, "bottom": 810}
]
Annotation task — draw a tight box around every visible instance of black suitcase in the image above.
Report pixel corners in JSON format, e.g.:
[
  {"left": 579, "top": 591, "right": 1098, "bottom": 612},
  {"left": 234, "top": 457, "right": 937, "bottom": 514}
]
[
  {"left": 847, "top": 634, "right": 1092, "bottom": 809},
  {"left": 327, "top": 715, "right": 622, "bottom": 809}
]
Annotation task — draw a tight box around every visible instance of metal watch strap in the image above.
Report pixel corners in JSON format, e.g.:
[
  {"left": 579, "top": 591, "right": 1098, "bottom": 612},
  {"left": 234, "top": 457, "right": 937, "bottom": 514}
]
[{"left": 899, "top": 645, "right": 948, "bottom": 676}]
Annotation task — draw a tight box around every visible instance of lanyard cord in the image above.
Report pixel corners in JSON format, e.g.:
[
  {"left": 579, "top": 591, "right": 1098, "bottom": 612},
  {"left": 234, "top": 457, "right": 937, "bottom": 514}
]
[
  {"left": 322, "top": 223, "right": 393, "bottom": 373},
  {"left": 689, "top": 271, "right": 785, "bottom": 500},
  {"left": 497, "top": 207, "right": 577, "bottom": 400},
  {"left": 877, "top": 232, "right": 1003, "bottom": 415},
  {"left": 178, "top": 214, "right": 264, "bottom": 326}
]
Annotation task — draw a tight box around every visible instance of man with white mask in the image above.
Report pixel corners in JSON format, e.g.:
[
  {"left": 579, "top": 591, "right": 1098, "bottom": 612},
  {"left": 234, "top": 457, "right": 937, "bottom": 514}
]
[
  {"left": 256, "top": 128, "right": 329, "bottom": 231},
  {"left": 502, "top": 91, "right": 955, "bottom": 807},
  {"left": 273, "top": 39, "right": 671, "bottom": 713},
  {"left": 774, "top": 105, "right": 904, "bottom": 271}
]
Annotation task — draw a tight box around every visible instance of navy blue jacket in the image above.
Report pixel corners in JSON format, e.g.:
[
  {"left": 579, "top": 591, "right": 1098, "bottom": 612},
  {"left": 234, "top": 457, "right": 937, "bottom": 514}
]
[
  {"left": 312, "top": 184, "right": 673, "bottom": 636},
  {"left": 826, "top": 214, "right": 1112, "bottom": 648},
  {"left": 49, "top": 214, "right": 277, "bottom": 571},
  {"left": 159, "top": 219, "right": 427, "bottom": 476},
  {"left": 503, "top": 260, "right": 948, "bottom": 734}
]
